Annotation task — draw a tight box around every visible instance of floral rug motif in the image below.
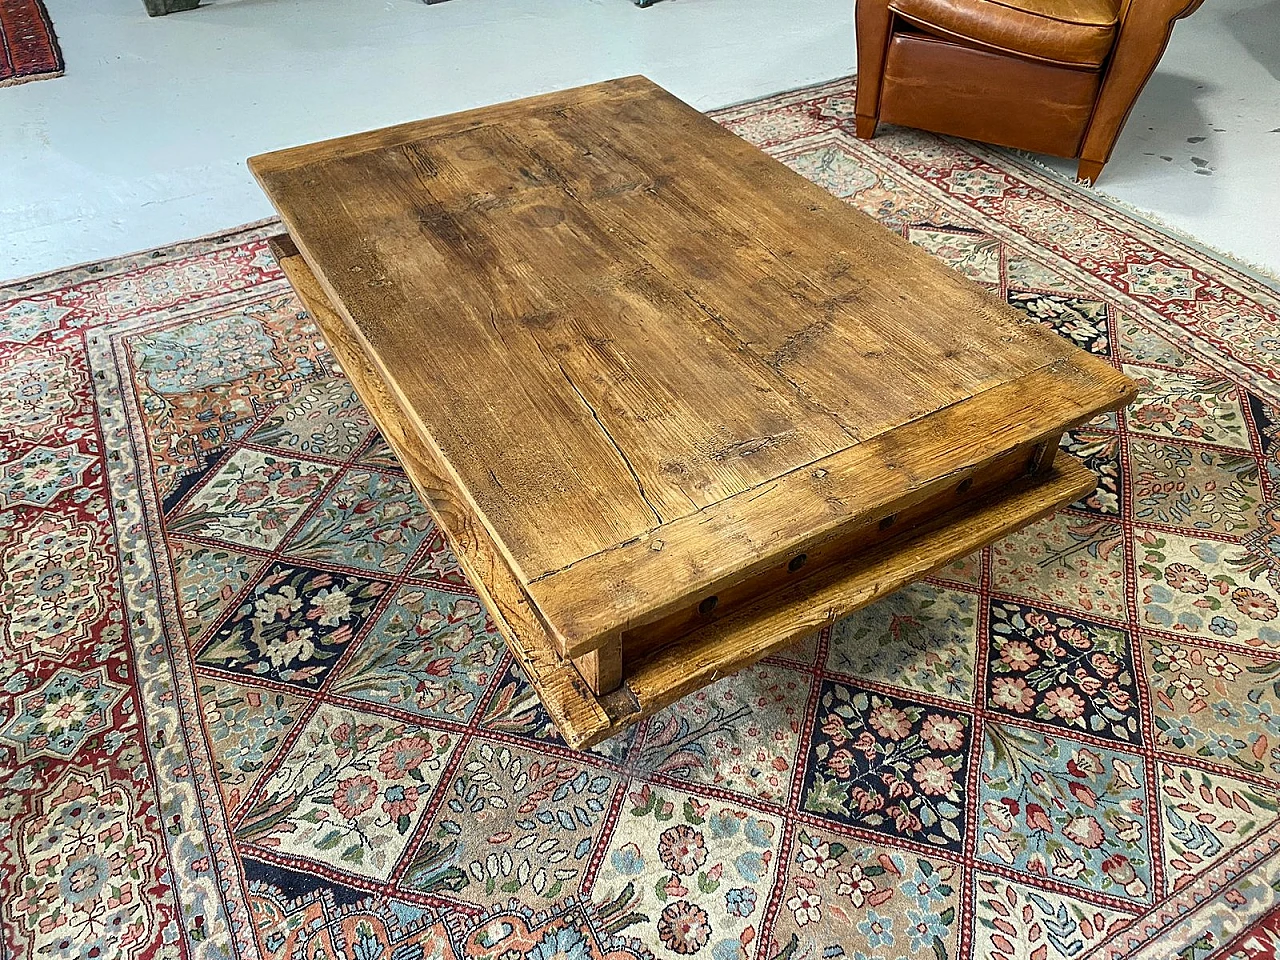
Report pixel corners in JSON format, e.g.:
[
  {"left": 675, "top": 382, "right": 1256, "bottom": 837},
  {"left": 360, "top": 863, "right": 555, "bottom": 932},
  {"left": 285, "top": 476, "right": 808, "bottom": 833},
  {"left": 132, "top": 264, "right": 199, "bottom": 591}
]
[{"left": 2, "top": 76, "right": 1280, "bottom": 960}]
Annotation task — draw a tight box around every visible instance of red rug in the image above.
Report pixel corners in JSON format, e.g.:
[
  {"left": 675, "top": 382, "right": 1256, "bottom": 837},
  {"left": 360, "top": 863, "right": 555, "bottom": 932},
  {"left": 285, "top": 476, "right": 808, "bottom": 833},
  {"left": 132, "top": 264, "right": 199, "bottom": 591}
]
[
  {"left": 3, "top": 77, "right": 1280, "bottom": 960},
  {"left": 0, "top": 0, "right": 62, "bottom": 87}
]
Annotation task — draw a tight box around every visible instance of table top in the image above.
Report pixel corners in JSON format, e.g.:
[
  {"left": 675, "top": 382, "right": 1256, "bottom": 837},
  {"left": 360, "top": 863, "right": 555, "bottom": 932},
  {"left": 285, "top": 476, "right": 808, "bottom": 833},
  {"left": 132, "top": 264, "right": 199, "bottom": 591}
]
[{"left": 250, "top": 76, "right": 1134, "bottom": 658}]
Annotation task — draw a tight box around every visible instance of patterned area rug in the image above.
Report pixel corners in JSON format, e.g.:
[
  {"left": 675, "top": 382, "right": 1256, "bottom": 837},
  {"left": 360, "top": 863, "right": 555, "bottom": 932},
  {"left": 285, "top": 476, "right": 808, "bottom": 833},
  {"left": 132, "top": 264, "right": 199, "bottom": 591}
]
[
  {"left": 0, "top": 0, "right": 62, "bottom": 87},
  {"left": 3, "top": 76, "right": 1280, "bottom": 960}
]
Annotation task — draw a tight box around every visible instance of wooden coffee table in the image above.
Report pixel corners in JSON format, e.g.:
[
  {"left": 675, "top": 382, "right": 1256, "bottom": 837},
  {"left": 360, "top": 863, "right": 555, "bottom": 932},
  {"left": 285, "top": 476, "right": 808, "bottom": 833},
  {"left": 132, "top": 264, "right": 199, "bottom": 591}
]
[{"left": 250, "top": 77, "right": 1135, "bottom": 748}]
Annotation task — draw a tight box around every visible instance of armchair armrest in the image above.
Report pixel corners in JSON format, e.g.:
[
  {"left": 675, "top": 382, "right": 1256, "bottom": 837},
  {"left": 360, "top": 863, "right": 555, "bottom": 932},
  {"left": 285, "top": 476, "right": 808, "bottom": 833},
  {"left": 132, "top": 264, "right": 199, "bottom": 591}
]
[{"left": 1078, "top": 0, "right": 1204, "bottom": 179}]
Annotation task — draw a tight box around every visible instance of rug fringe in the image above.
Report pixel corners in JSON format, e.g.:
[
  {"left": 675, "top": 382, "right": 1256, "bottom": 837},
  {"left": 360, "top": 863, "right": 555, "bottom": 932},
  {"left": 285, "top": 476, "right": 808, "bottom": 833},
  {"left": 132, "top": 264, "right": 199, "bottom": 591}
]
[
  {"left": 713, "top": 75, "right": 1280, "bottom": 292},
  {"left": 0, "top": 67, "right": 64, "bottom": 88},
  {"left": 709, "top": 73, "right": 857, "bottom": 116},
  {"left": 8, "top": 80, "right": 1278, "bottom": 297}
]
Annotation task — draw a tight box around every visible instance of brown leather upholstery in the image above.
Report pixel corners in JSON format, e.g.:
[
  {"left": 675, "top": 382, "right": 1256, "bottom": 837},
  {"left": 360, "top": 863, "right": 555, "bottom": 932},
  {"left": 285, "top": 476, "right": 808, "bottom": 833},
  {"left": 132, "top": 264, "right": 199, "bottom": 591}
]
[
  {"left": 854, "top": 0, "right": 1204, "bottom": 181},
  {"left": 890, "top": 0, "right": 1120, "bottom": 67},
  {"left": 881, "top": 34, "right": 1102, "bottom": 155}
]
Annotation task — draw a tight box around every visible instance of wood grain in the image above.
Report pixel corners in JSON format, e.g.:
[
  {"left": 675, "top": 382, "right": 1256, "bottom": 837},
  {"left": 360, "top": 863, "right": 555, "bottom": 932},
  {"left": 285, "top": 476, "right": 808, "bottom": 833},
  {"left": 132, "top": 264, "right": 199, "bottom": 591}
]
[
  {"left": 269, "top": 236, "right": 615, "bottom": 743},
  {"left": 614, "top": 432, "right": 1063, "bottom": 664},
  {"left": 269, "top": 236, "right": 1098, "bottom": 746},
  {"left": 573, "top": 639, "right": 623, "bottom": 696},
  {"left": 253, "top": 76, "right": 1135, "bottom": 734},
  {"left": 530, "top": 358, "right": 1129, "bottom": 658},
  {"left": 615, "top": 454, "right": 1098, "bottom": 727},
  {"left": 249, "top": 78, "right": 1132, "bottom": 609}
]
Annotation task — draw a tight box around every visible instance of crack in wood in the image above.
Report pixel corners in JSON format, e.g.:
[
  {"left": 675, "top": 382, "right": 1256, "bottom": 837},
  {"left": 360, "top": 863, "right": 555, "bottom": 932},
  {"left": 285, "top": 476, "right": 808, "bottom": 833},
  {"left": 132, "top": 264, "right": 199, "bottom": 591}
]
[
  {"left": 682, "top": 288, "right": 861, "bottom": 440},
  {"left": 711, "top": 432, "right": 791, "bottom": 461},
  {"left": 556, "top": 361, "right": 664, "bottom": 525}
]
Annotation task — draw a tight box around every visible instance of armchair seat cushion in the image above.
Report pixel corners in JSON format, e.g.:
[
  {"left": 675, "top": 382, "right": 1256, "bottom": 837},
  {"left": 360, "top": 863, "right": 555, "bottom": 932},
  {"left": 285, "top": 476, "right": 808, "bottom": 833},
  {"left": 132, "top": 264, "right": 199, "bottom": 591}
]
[{"left": 887, "top": 0, "right": 1121, "bottom": 67}]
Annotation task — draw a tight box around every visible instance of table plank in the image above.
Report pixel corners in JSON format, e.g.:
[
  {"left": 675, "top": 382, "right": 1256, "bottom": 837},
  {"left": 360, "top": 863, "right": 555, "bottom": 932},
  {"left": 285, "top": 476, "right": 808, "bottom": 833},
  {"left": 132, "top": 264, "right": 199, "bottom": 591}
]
[
  {"left": 511, "top": 95, "right": 1065, "bottom": 423},
  {"left": 251, "top": 77, "right": 1134, "bottom": 673},
  {"left": 529, "top": 356, "right": 1132, "bottom": 657},
  {"left": 616, "top": 453, "right": 1097, "bottom": 727},
  {"left": 268, "top": 228, "right": 1102, "bottom": 746},
  {"left": 269, "top": 236, "right": 615, "bottom": 744}
]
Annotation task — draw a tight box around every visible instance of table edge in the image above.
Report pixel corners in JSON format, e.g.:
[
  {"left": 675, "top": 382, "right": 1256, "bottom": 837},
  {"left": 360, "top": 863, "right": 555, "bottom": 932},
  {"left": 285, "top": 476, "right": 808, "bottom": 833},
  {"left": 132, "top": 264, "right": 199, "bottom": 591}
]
[
  {"left": 528, "top": 356, "right": 1134, "bottom": 656},
  {"left": 247, "top": 75, "right": 655, "bottom": 179}
]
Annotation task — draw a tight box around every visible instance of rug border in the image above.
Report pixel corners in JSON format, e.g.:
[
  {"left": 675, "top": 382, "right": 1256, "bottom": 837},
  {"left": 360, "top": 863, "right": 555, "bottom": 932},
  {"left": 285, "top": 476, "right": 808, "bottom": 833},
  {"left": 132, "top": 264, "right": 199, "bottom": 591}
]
[
  {"left": 707, "top": 73, "right": 858, "bottom": 116},
  {"left": 998, "top": 147, "right": 1280, "bottom": 292},
  {"left": 0, "top": 0, "right": 65, "bottom": 88}
]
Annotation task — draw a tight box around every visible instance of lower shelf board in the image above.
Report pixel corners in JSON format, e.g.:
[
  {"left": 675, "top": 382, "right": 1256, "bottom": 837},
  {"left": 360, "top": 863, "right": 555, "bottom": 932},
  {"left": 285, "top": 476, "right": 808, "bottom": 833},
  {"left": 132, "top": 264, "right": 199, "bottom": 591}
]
[
  {"left": 600, "top": 454, "right": 1094, "bottom": 742},
  {"left": 269, "top": 234, "right": 1096, "bottom": 749}
]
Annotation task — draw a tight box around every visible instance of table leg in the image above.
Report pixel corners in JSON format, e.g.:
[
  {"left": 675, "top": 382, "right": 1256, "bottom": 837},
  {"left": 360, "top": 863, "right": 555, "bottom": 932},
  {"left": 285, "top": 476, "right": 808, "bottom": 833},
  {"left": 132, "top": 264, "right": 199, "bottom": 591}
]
[{"left": 573, "top": 637, "right": 623, "bottom": 695}]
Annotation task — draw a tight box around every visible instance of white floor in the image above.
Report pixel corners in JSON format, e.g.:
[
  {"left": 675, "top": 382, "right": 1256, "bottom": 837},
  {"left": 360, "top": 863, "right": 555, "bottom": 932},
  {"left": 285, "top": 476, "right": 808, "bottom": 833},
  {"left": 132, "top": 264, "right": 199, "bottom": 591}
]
[{"left": 2, "top": 0, "right": 1278, "bottom": 282}]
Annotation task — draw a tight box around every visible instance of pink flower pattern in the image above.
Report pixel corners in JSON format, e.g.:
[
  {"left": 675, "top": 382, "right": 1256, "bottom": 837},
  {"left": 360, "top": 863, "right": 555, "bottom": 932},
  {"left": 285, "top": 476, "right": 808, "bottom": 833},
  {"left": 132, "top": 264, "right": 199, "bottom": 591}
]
[
  {"left": 988, "top": 602, "right": 1141, "bottom": 744},
  {"left": 804, "top": 684, "right": 968, "bottom": 850}
]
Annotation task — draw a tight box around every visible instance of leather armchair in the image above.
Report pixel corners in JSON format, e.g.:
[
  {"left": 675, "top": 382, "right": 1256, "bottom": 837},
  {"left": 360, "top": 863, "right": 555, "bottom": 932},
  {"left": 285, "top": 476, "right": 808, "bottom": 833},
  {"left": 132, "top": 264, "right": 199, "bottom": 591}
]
[{"left": 853, "top": 0, "right": 1205, "bottom": 182}]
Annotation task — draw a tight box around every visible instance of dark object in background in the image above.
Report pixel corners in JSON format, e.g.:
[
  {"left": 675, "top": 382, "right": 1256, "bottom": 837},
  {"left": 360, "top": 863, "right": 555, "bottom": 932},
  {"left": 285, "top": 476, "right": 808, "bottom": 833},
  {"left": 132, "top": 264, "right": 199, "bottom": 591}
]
[{"left": 144, "top": 0, "right": 200, "bottom": 14}]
